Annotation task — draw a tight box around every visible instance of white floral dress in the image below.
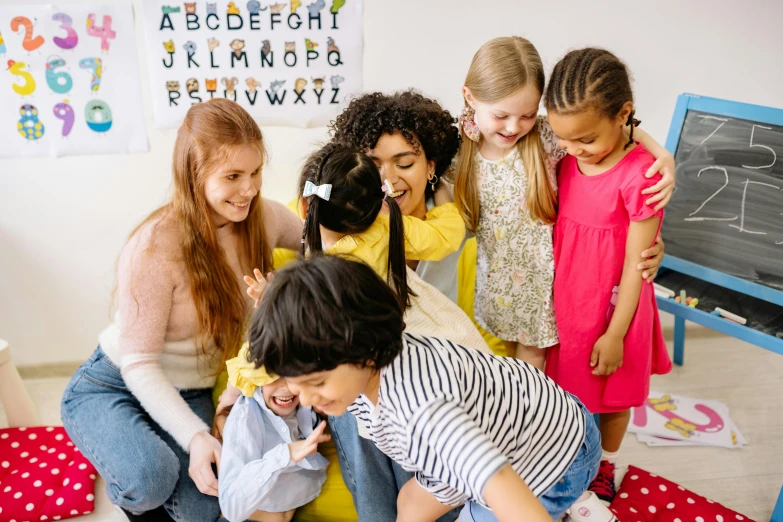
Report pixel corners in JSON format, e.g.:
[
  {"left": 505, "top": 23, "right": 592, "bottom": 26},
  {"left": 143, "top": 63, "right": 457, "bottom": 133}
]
[{"left": 474, "top": 117, "right": 566, "bottom": 347}]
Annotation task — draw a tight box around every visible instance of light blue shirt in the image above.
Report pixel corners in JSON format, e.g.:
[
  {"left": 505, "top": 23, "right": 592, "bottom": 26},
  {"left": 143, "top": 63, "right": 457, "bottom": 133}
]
[{"left": 218, "top": 390, "right": 329, "bottom": 522}]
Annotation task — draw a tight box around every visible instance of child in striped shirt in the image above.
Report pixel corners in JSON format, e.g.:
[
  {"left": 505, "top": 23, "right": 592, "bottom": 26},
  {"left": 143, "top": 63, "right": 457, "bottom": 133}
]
[{"left": 246, "top": 254, "right": 617, "bottom": 522}]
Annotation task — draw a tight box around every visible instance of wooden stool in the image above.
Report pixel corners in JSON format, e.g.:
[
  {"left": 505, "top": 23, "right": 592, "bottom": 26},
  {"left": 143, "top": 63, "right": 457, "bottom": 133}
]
[{"left": 0, "top": 338, "right": 40, "bottom": 427}]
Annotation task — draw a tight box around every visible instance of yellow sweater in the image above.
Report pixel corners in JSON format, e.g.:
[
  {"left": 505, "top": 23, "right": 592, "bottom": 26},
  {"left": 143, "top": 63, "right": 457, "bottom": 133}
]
[{"left": 328, "top": 202, "right": 466, "bottom": 277}]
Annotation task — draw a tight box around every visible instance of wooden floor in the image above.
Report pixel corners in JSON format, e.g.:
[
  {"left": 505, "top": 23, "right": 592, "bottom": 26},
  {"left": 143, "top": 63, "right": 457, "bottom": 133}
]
[{"left": 2, "top": 322, "right": 782, "bottom": 521}]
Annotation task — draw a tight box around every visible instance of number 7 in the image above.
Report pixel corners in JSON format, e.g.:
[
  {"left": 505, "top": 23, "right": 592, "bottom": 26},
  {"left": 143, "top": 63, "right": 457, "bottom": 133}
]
[{"left": 742, "top": 124, "right": 776, "bottom": 170}]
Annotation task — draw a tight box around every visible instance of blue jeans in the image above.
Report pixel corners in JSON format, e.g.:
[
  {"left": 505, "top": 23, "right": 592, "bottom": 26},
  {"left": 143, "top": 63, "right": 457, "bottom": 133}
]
[
  {"left": 61, "top": 347, "right": 221, "bottom": 522},
  {"left": 460, "top": 399, "right": 601, "bottom": 521},
  {"left": 329, "top": 412, "right": 460, "bottom": 522}
]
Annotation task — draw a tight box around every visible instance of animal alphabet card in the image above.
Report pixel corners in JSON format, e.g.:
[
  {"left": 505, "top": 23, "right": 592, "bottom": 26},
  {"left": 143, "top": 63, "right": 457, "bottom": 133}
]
[
  {"left": 141, "top": 0, "right": 363, "bottom": 128},
  {"left": 0, "top": 2, "right": 148, "bottom": 157}
]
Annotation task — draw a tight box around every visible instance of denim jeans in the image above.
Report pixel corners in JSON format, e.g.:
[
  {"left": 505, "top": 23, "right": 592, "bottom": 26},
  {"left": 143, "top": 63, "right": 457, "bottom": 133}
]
[
  {"left": 329, "top": 412, "right": 460, "bottom": 522},
  {"left": 459, "top": 398, "right": 602, "bottom": 521},
  {"left": 61, "top": 347, "right": 221, "bottom": 522}
]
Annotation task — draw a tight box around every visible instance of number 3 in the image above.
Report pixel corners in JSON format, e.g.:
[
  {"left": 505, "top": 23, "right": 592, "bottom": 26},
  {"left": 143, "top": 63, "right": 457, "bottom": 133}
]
[{"left": 52, "top": 13, "right": 79, "bottom": 50}]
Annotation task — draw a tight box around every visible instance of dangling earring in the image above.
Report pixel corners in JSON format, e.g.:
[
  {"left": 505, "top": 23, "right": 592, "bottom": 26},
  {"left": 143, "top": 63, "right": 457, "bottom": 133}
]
[
  {"left": 429, "top": 173, "right": 439, "bottom": 191},
  {"left": 459, "top": 106, "right": 480, "bottom": 142}
]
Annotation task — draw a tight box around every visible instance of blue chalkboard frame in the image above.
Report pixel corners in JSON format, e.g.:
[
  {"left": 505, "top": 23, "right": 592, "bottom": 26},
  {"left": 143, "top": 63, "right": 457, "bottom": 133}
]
[
  {"left": 661, "top": 94, "right": 783, "bottom": 522},
  {"left": 661, "top": 93, "right": 783, "bottom": 355}
]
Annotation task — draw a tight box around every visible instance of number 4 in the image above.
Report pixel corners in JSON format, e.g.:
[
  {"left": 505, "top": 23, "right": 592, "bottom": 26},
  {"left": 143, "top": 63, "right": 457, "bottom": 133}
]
[
  {"left": 742, "top": 124, "right": 776, "bottom": 170},
  {"left": 86, "top": 14, "right": 116, "bottom": 52}
]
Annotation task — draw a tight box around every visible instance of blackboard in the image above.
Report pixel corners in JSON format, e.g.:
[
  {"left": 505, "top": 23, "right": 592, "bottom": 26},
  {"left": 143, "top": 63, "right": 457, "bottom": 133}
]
[{"left": 662, "top": 102, "right": 783, "bottom": 291}]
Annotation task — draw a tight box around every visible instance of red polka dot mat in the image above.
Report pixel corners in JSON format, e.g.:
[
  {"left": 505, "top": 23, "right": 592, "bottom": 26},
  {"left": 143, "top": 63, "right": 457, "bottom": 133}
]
[
  {"left": 609, "top": 465, "right": 754, "bottom": 522},
  {"left": 1, "top": 426, "right": 97, "bottom": 522}
]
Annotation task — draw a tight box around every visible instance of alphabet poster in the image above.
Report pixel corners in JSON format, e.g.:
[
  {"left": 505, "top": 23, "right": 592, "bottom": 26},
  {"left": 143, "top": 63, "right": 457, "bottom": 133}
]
[
  {"left": 141, "top": 0, "right": 363, "bottom": 129},
  {"left": 0, "top": 3, "right": 148, "bottom": 158}
]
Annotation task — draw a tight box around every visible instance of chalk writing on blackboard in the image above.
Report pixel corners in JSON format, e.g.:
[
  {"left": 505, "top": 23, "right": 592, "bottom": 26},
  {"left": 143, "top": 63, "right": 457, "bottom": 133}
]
[{"left": 663, "top": 109, "right": 783, "bottom": 290}]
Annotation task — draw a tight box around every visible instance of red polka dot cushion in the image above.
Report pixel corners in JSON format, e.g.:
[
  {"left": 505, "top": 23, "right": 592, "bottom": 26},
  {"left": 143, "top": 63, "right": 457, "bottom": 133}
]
[
  {"left": 0, "top": 426, "right": 97, "bottom": 521},
  {"left": 609, "top": 465, "right": 754, "bottom": 522}
]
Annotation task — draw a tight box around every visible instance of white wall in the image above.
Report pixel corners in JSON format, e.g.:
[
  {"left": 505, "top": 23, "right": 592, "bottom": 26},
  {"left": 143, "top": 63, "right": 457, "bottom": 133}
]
[{"left": 2, "top": 0, "right": 782, "bottom": 366}]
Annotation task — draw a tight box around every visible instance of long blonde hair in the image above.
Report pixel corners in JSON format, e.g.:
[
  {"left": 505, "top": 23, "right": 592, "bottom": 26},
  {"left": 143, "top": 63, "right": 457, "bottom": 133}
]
[
  {"left": 454, "top": 36, "right": 556, "bottom": 233},
  {"left": 127, "top": 99, "right": 272, "bottom": 370}
]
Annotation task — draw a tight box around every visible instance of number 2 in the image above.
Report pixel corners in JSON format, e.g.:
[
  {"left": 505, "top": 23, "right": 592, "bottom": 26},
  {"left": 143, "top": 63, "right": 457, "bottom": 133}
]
[
  {"left": 10, "top": 16, "right": 45, "bottom": 52},
  {"left": 685, "top": 166, "right": 738, "bottom": 222},
  {"left": 742, "top": 124, "right": 776, "bottom": 170}
]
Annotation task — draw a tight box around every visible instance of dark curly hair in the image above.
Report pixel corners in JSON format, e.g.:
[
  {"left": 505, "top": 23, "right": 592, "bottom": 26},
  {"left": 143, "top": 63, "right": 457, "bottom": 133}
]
[{"left": 329, "top": 90, "right": 460, "bottom": 200}]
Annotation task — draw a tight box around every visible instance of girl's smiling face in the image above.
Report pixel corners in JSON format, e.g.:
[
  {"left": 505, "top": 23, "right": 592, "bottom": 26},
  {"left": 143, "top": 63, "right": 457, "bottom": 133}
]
[
  {"left": 262, "top": 377, "right": 300, "bottom": 416},
  {"left": 464, "top": 83, "right": 541, "bottom": 160},
  {"left": 547, "top": 103, "right": 633, "bottom": 167},
  {"left": 365, "top": 132, "right": 435, "bottom": 220},
  {"left": 203, "top": 144, "right": 262, "bottom": 227}
]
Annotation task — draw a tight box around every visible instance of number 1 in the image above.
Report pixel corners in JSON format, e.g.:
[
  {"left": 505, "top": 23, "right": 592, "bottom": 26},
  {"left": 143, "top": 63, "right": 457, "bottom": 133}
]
[{"left": 729, "top": 179, "right": 780, "bottom": 235}]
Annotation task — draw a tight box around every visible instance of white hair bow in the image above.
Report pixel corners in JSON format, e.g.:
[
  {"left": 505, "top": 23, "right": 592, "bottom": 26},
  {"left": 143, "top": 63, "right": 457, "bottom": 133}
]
[{"left": 303, "top": 180, "right": 332, "bottom": 201}]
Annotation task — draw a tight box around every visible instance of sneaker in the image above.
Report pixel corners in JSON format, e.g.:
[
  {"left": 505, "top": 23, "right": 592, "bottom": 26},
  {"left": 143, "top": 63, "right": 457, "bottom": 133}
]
[
  {"left": 568, "top": 491, "right": 618, "bottom": 522},
  {"left": 588, "top": 460, "right": 616, "bottom": 504}
]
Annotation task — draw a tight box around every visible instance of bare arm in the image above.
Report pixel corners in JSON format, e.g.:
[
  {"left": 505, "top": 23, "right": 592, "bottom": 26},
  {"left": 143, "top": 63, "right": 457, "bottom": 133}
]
[
  {"left": 632, "top": 127, "right": 676, "bottom": 211},
  {"left": 396, "top": 478, "right": 456, "bottom": 522},
  {"left": 591, "top": 216, "right": 661, "bottom": 375},
  {"left": 483, "top": 465, "right": 552, "bottom": 522}
]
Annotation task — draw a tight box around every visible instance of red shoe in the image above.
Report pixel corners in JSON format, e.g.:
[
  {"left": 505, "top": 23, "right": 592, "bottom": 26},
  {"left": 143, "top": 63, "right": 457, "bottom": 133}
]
[{"left": 588, "top": 460, "right": 616, "bottom": 504}]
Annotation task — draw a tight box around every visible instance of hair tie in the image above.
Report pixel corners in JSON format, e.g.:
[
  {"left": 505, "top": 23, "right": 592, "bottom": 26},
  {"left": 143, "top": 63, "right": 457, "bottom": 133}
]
[
  {"left": 303, "top": 180, "right": 332, "bottom": 201},
  {"left": 625, "top": 109, "right": 641, "bottom": 150},
  {"left": 626, "top": 109, "right": 641, "bottom": 128}
]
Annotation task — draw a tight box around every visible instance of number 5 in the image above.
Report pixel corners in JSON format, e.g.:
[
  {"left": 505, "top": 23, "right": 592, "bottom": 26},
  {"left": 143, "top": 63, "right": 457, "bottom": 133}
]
[{"left": 742, "top": 124, "right": 776, "bottom": 170}]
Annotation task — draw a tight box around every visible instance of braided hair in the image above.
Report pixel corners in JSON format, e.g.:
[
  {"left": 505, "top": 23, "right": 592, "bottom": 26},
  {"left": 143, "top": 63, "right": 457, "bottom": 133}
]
[
  {"left": 545, "top": 48, "right": 640, "bottom": 149},
  {"left": 297, "top": 143, "right": 412, "bottom": 310}
]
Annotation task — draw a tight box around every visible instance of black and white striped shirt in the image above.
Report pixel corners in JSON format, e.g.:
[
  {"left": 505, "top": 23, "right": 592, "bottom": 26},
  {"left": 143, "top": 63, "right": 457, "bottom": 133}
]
[{"left": 347, "top": 333, "right": 586, "bottom": 507}]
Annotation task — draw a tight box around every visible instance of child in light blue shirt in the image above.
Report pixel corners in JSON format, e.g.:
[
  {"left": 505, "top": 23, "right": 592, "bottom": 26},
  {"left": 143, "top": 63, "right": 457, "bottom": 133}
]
[{"left": 218, "top": 370, "right": 330, "bottom": 522}]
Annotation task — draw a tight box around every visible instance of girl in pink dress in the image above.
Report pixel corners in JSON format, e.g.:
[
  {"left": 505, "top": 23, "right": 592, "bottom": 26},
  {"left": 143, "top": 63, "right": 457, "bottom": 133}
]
[{"left": 544, "top": 48, "right": 672, "bottom": 506}]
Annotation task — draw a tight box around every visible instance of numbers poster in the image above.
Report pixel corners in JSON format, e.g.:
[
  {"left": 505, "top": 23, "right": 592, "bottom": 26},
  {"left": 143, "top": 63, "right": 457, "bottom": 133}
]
[
  {"left": 0, "top": 3, "right": 148, "bottom": 158},
  {"left": 140, "top": 0, "right": 363, "bottom": 129}
]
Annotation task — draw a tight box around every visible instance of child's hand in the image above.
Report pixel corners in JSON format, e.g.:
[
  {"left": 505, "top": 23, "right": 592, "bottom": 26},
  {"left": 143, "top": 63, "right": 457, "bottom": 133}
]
[
  {"left": 638, "top": 234, "right": 664, "bottom": 282},
  {"left": 288, "top": 420, "right": 331, "bottom": 463},
  {"left": 590, "top": 333, "right": 624, "bottom": 376},
  {"left": 243, "top": 268, "right": 270, "bottom": 308},
  {"left": 433, "top": 180, "right": 454, "bottom": 206},
  {"left": 642, "top": 153, "right": 675, "bottom": 211}
]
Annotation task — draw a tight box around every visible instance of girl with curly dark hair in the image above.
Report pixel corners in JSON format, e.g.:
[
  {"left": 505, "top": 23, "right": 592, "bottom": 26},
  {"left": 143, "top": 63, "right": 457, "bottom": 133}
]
[{"left": 330, "top": 90, "right": 475, "bottom": 306}]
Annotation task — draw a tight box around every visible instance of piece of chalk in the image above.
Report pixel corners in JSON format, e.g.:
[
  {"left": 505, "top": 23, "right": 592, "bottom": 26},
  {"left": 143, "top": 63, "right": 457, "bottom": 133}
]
[
  {"left": 679, "top": 290, "right": 687, "bottom": 304},
  {"left": 714, "top": 307, "right": 747, "bottom": 325},
  {"left": 691, "top": 298, "right": 699, "bottom": 306},
  {"left": 686, "top": 296, "right": 693, "bottom": 305},
  {"left": 675, "top": 296, "right": 681, "bottom": 303}
]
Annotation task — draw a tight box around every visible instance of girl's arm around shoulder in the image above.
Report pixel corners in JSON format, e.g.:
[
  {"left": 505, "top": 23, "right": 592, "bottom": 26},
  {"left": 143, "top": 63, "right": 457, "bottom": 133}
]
[{"left": 402, "top": 202, "right": 466, "bottom": 261}]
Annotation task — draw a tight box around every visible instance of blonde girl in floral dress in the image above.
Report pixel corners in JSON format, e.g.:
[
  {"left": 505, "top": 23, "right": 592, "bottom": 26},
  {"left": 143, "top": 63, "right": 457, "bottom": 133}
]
[{"left": 453, "top": 37, "right": 674, "bottom": 370}]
